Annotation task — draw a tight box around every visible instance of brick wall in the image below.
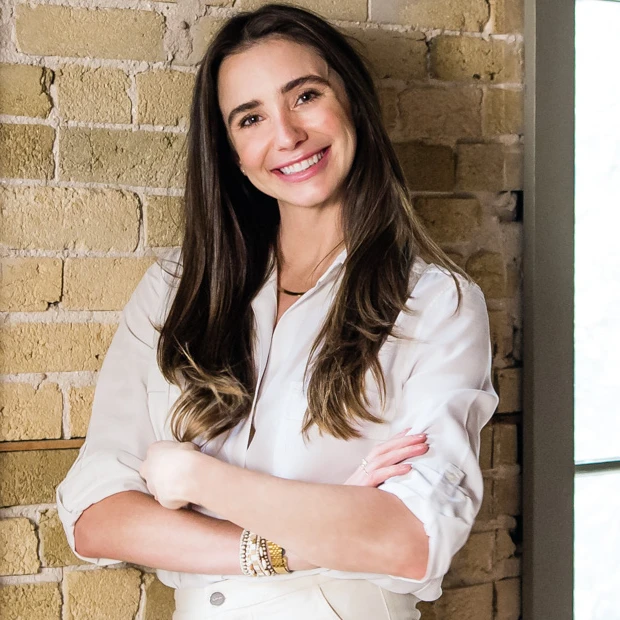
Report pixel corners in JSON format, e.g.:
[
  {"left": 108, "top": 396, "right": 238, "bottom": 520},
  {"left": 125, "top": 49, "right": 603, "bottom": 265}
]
[{"left": 0, "top": 0, "right": 523, "bottom": 618}]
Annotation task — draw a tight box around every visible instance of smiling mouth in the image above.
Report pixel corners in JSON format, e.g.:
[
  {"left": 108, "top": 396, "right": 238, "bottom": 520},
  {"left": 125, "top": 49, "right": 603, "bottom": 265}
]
[{"left": 278, "top": 148, "right": 327, "bottom": 175}]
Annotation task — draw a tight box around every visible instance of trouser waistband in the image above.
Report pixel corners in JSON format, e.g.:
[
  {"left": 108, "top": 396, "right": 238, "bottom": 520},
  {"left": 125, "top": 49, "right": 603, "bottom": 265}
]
[{"left": 174, "top": 573, "right": 336, "bottom": 614}]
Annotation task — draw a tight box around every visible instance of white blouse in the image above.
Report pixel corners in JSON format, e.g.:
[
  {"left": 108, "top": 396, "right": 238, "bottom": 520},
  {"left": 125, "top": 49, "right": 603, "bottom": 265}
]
[{"left": 56, "top": 247, "right": 498, "bottom": 602}]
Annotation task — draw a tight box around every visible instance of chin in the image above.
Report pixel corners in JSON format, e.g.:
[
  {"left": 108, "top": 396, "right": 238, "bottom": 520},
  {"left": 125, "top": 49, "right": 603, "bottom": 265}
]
[
  {"left": 282, "top": 192, "right": 339, "bottom": 209},
  {"left": 279, "top": 179, "right": 345, "bottom": 209}
]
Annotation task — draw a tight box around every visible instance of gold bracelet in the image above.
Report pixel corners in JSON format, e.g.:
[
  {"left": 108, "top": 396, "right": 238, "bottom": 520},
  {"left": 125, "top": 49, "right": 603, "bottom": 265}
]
[
  {"left": 266, "top": 540, "right": 291, "bottom": 574},
  {"left": 240, "top": 530, "right": 285, "bottom": 577}
]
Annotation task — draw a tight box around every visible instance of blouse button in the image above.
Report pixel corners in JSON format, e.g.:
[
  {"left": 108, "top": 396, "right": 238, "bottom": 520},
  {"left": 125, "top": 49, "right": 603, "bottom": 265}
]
[{"left": 210, "top": 592, "right": 225, "bottom": 606}]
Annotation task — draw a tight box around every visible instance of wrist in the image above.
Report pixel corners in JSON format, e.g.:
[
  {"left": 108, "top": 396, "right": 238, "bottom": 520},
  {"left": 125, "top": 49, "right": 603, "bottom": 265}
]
[
  {"left": 284, "top": 550, "right": 318, "bottom": 572},
  {"left": 184, "top": 450, "right": 213, "bottom": 506}
]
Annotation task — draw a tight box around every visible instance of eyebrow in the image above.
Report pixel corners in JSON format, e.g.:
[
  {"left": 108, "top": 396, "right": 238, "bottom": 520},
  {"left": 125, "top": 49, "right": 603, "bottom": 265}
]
[{"left": 226, "top": 74, "right": 331, "bottom": 127}]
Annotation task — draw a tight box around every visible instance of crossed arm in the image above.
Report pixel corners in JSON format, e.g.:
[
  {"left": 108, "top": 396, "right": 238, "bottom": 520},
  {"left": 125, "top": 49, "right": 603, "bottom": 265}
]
[{"left": 74, "top": 430, "right": 429, "bottom": 578}]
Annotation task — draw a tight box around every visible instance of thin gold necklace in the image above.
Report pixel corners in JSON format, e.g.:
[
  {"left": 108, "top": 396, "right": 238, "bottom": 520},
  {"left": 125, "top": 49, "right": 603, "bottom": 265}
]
[{"left": 276, "top": 239, "right": 345, "bottom": 297}]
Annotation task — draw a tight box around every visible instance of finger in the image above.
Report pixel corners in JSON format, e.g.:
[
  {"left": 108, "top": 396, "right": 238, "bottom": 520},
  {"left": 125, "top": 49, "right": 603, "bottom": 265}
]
[
  {"left": 370, "top": 433, "right": 427, "bottom": 459},
  {"left": 368, "top": 463, "right": 412, "bottom": 487},
  {"left": 393, "top": 427, "right": 412, "bottom": 439},
  {"left": 371, "top": 443, "right": 429, "bottom": 470}
]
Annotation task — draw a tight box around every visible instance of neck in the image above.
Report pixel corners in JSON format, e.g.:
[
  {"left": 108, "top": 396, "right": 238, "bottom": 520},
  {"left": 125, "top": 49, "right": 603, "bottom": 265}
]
[
  {"left": 276, "top": 203, "right": 345, "bottom": 292},
  {"left": 277, "top": 203, "right": 344, "bottom": 271}
]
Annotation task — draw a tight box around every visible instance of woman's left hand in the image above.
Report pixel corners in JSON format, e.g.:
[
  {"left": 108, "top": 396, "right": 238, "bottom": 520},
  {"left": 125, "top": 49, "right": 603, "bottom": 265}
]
[{"left": 139, "top": 440, "right": 201, "bottom": 510}]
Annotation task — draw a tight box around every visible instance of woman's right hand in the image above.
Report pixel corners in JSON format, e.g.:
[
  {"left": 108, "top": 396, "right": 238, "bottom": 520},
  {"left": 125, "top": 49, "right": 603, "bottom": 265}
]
[{"left": 343, "top": 428, "right": 428, "bottom": 487}]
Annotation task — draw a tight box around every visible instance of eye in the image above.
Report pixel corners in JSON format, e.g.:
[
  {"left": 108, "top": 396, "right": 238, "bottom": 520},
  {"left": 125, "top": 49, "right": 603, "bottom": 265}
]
[
  {"left": 239, "top": 114, "right": 261, "bottom": 128},
  {"left": 296, "top": 89, "right": 321, "bottom": 105}
]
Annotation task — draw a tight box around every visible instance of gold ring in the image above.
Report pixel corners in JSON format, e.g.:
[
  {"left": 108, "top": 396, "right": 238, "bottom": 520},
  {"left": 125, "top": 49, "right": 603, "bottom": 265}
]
[{"left": 361, "top": 458, "right": 370, "bottom": 476}]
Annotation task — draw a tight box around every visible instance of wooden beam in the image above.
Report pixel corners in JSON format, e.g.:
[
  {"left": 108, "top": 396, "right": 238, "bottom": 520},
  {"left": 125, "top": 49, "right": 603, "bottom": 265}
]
[{"left": 0, "top": 439, "right": 84, "bottom": 452}]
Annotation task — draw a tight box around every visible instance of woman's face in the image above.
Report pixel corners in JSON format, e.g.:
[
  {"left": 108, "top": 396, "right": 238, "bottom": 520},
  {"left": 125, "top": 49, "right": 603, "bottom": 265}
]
[{"left": 217, "top": 37, "right": 357, "bottom": 213}]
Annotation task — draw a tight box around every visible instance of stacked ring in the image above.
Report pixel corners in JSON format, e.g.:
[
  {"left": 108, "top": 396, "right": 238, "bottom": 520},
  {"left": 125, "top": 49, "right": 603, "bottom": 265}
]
[{"left": 361, "top": 458, "right": 370, "bottom": 476}]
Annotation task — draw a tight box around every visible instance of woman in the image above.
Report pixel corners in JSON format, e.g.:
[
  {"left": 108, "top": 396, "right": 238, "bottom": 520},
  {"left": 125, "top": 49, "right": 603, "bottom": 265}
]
[{"left": 56, "top": 4, "right": 498, "bottom": 619}]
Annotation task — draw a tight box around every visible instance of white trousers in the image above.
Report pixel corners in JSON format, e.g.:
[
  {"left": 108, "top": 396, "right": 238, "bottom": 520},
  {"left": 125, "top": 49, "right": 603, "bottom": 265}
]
[{"left": 172, "top": 574, "right": 421, "bottom": 620}]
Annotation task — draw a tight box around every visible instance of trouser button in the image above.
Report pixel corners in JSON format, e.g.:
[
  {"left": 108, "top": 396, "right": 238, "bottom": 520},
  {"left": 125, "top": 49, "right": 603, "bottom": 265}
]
[{"left": 210, "top": 592, "right": 225, "bottom": 606}]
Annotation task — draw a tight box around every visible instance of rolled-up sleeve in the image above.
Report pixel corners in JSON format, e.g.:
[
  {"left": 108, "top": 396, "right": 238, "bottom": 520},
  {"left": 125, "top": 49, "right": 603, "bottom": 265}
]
[
  {"left": 377, "top": 270, "right": 498, "bottom": 598},
  {"left": 56, "top": 259, "right": 168, "bottom": 565}
]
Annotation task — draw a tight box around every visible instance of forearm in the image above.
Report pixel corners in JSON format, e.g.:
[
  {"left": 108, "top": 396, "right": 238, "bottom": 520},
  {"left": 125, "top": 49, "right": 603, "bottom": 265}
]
[
  {"left": 74, "top": 490, "right": 243, "bottom": 574},
  {"left": 188, "top": 457, "right": 429, "bottom": 579}
]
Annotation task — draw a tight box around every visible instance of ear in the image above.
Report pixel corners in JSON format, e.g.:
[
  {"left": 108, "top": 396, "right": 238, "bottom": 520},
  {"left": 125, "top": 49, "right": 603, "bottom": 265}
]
[{"left": 231, "top": 149, "right": 246, "bottom": 175}]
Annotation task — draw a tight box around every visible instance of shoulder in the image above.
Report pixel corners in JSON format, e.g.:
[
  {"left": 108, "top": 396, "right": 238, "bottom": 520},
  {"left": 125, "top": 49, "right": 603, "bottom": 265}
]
[
  {"left": 411, "top": 257, "right": 483, "bottom": 303},
  {"left": 124, "top": 249, "right": 183, "bottom": 329},
  {"left": 401, "top": 257, "right": 488, "bottom": 338}
]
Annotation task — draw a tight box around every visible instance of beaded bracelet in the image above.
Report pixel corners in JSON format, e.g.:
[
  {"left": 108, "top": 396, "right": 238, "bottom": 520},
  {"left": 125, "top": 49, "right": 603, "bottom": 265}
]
[
  {"left": 239, "top": 529, "right": 277, "bottom": 577},
  {"left": 239, "top": 529, "right": 254, "bottom": 576}
]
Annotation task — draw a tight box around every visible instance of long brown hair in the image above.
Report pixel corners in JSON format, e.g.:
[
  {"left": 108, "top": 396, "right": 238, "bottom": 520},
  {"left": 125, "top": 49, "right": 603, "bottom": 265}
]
[{"left": 157, "top": 3, "right": 467, "bottom": 443}]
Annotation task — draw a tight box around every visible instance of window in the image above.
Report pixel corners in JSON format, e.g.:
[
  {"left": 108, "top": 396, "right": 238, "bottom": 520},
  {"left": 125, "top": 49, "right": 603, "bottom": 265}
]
[{"left": 525, "top": 1, "right": 620, "bottom": 618}]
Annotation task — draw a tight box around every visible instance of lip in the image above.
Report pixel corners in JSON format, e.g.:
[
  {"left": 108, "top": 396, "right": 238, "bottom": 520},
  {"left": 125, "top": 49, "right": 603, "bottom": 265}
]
[
  {"left": 272, "top": 147, "right": 328, "bottom": 171},
  {"left": 271, "top": 146, "right": 330, "bottom": 183}
]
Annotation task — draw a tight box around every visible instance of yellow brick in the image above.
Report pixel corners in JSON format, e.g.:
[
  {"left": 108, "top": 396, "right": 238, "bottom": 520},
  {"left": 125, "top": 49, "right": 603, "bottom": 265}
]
[
  {"left": 65, "top": 568, "right": 142, "bottom": 620},
  {"left": 370, "top": 0, "right": 489, "bottom": 31},
  {"left": 345, "top": 28, "right": 427, "bottom": 81},
  {"left": 378, "top": 88, "right": 399, "bottom": 135},
  {"left": 456, "top": 143, "right": 523, "bottom": 191},
  {"left": 399, "top": 87, "right": 482, "bottom": 140},
  {"left": 145, "top": 195, "right": 184, "bottom": 248},
  {"left": 64, "top": 257, "right": 155, "bottom": 311},
  {"left": 39, "top": 509, "right": 88, "bottom": 567},
  {"left": 60, "top": 128, "right": 186, "bottom": 188},
  {"left": 446, "top": 252, "right": 467, "bottom": 270},
  {"left": 494, "top": 423, "right": 518, "bottom": 465},
  {"left": 0, "top": 257, "right": 62, "bottom": 311},
  {"left": 477, "top": 477, "right": 493, "bottom": 521},
  {"left": 483, "top": 88, "right": 523, "bottom": 135},
  {"left": 418, "top": 583, "right": 493, "bottom": 620},
  {"left": 0, "top": 124, "right": 54, "bottom": 180},
  {"left": 0, "top": 383, "right": 63, "bottom": 441},
  {"left": 0, "top": 186, "right": 140, "bottom": 252},
  {"left": 495, "top": 578, "right": 520, "bottom": 620},
  {"left": 491, "top": 0, "right": 524, "bottom": 33},
  {"left": 187, "top": 17, "right": 228, "bottom": 65},
  {"left": 496, "top": 367, "right": 522, "bottom": 413},
  {"left": 444, "top": 531, "right": 494, "bottom": 586},
  {"left": 493, "top": 473, "right": 521, "bottom": 516},
  {"left": 0, "top": 518, "right": 39, "bottom": 575},
  {"left": 15, "top": 5, "right": 165, "bottom": 62},
  {"left": 234, "top": 0, "right": 367, "bottom": 21},
  {"left": 0, "top": 583, "right": 62, "bottom": 620},
  {"left": 144, "top": 573, "right": 175, "bottom": 620},
  {"left": 414, "top": 198, "right": 482, "bottom": 244},
  {"left": 488, "top": 309, "right": 513, "bottom": 362},
  {"left": 394, "top": 142, "right": 455, "bottom": 191},
  {"left": 495, "top": 529, "right": 516, "bottom": 563},
  {"left": 68, "top": 386, "right": 95, "bottom": 438},
  {"left": 430, "top": 36, "right": 522, "bottom": 83},
  {"left": 57, "top": 66, "right": 131, "bottom": 124},
  {"left": 466, "top": 250, "right": 506, "bottom": 299},
  {"left": 479, "top": 424, "right": 493, "bottom": 470},
  {"left": 137, "top": 70, "right": 195, "bottom": 126},
  {"left": 0, "top": 323, "right": 116, "bottom": 374},
  {"left": 0, "top": 449, "right": 78, "bottom": 507},
  {"left": 0, "top": 64, "right": 52, "bottom": 117}
]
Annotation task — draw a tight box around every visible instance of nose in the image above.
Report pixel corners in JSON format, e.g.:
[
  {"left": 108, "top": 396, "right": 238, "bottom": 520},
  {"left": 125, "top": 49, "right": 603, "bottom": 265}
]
[{"left": 273, "top": 110, "right": 307, "bottom": 150}]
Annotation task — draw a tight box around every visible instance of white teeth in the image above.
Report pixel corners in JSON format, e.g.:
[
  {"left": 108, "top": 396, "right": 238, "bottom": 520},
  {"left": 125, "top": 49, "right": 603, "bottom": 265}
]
[{"left": 280, "top": 150, "right": 324, "bottom": 175}]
